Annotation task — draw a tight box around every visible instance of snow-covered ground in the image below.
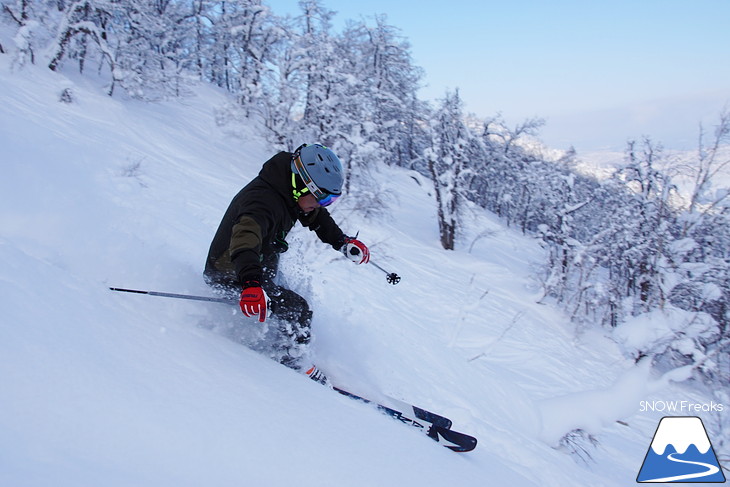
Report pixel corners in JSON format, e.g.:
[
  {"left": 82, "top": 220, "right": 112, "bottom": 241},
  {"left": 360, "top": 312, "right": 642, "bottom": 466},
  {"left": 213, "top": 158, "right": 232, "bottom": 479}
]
[{"left": 0, "top": 57, "right": 723, "bottom": 486}]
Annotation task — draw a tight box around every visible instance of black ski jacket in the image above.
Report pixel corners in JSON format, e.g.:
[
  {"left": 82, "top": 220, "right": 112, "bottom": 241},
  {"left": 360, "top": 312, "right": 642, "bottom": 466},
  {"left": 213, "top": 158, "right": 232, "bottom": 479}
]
[{"left": 205, "top": 151, "right": 345, "bottom": 285}]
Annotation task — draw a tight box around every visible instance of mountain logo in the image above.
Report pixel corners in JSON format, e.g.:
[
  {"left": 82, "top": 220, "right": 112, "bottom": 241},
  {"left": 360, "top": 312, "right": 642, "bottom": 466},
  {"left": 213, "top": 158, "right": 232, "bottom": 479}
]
[{"left": 637, "top": 416, "right": 726, "bottom": 483}]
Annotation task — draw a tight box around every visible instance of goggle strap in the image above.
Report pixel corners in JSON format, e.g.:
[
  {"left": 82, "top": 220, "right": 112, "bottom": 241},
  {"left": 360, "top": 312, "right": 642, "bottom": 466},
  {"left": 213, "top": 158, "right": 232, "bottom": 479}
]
[{"left": 291, "top": 172, "right": 310, "bottom": 201}]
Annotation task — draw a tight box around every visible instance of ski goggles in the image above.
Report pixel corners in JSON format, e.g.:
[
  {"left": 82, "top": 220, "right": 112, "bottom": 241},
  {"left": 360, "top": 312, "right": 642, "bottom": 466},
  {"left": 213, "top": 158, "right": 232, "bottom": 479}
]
[
  {"left": 315, "top": 192, "right": 340, "bottom": 207},
  {"left": 292, "top": 154, "right": 341, "bottom": 207}
]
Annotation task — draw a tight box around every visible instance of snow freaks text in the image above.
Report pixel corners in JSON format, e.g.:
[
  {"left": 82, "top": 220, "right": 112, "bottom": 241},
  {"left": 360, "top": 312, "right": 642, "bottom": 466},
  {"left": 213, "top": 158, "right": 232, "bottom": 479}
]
[{"left": 639, "top": 401, "right": 725, "bottom": 413}]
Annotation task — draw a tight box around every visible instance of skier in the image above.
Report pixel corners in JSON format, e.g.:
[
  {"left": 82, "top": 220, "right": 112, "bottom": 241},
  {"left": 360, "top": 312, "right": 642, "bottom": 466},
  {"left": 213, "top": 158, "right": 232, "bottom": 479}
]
[{"left": 204, "top": 143, "right": 369, "bottom": 369}]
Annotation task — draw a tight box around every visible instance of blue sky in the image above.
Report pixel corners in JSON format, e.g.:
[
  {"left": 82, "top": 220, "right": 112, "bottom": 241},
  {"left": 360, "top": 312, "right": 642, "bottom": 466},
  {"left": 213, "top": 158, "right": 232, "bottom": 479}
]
[{"left": 265, "top": 0, "right": 730, "bottom": 152}]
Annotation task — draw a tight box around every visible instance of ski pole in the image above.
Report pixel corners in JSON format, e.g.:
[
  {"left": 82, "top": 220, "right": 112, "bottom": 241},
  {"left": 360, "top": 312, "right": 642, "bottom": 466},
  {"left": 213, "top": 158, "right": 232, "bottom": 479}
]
[
  {"left": 346, "top": 231, "right": 400, "bottom": 285},
  {"left": 109, "top": 287, "right": 237, "bottom": 305},
  {"left": 370, "top": 261, "right": 401, "bottom": 285}
]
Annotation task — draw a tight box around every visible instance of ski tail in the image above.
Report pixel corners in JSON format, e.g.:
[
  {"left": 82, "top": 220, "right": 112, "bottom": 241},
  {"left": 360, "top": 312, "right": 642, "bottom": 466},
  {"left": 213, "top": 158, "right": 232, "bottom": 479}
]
[{"left": 428, "top": 425, "right": 478, "bottom": 452}]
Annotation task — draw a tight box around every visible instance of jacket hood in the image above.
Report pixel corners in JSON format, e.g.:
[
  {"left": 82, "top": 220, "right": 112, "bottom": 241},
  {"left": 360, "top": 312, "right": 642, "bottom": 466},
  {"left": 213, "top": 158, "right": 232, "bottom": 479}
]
[{"left": 259, "top": 151, "right": 297, "bottom": 207}]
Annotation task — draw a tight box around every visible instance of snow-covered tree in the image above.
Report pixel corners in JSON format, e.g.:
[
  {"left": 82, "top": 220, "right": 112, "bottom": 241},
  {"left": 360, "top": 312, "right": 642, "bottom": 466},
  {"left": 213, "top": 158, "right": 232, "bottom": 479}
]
[
  {"left": 347, "top": 15, "right": 423, "bottom": 167},
  {"left": 295, "top": 0, "right": 339, "bottom": 143},
  {"left": 425, "top": 90, "right": 471, "bottom": 250},
  {"left": 212, "top": 0, "right": 278, "bottom": 111},
  {"left": 680, "top": 109, "right": 730, "bottom": 238},
  {"left": 3, "top": 0, "right": 43, "bottom": 65},
  {"left": 113, "top": 0, "right": 194, "bottom": 99},
  {"left": 614, "top": 138, "right": 678, "bottom": 312},
  {"left": 47, "top": 0, "right": 116, "bottom": 80},
  {"left": 257, "top": 12, "right": 306, "bottom": 148}
]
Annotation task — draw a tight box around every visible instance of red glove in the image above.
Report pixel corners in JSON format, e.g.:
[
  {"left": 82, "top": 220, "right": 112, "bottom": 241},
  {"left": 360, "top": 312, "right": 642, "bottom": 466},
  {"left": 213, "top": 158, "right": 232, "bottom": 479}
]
[
  {"left": 342, "top": 237, "right": 370, "bottom": 264},
  {"left": 240, "top": 281, "right": 269, "bottom": 322}
]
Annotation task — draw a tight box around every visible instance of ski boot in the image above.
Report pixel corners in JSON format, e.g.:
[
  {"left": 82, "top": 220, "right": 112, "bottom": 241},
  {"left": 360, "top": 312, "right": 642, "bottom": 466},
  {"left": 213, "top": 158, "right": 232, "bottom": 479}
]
[{"left": 305, "top": 365, "right": 329, "bottom": 386}]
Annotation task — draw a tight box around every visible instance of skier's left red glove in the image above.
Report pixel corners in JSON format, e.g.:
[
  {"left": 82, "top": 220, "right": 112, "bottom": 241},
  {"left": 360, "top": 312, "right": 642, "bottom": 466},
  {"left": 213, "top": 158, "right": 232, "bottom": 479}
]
[{"left": 341, "top": 236, "right": 370, "bottom": 265}]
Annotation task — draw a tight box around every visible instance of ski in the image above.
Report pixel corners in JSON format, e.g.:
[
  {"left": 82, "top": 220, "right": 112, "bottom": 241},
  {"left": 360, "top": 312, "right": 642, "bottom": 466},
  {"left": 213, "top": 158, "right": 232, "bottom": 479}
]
[
  {"left": 380, "top": 394, "right": 453, "bottom": 430},
  {"left": 329, "top": 384, "right": 477, "bottom": 452}
]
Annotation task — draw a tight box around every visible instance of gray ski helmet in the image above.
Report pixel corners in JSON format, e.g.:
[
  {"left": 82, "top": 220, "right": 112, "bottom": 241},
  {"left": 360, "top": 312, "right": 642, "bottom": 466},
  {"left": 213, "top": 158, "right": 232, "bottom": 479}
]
[{"left": 291, "top": 143, "right": 344, "bottom": 197}]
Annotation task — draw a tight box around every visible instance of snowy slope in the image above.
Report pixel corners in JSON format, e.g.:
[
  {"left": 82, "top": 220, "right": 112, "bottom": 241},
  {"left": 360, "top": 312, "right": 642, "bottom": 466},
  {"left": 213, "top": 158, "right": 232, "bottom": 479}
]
[{"left": 0, "top": 57, "right": 713, "bottom": 486}]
